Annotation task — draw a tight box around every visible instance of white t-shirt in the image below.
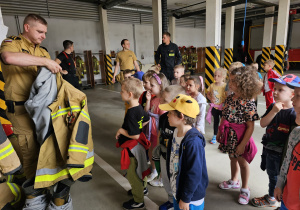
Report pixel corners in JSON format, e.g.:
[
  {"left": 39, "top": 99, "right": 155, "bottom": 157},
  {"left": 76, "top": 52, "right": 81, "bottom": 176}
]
[{"left": 169, "top": 128, "right": 204, "bottom": 206}]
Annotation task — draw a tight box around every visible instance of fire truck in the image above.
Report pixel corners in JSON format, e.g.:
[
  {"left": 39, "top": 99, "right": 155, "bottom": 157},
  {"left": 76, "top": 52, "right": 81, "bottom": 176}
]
[{"left": 248, "top": 18, "right": 300, "bottom": 70}]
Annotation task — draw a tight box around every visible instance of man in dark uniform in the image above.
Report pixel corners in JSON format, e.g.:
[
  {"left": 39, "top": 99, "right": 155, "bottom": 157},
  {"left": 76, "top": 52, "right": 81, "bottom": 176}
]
[
  {"left": 55, "top": 40, "right": 80, "bottom": 89},
  {"left": 155, "top": 32, "right": 182, "bottom": 81}
]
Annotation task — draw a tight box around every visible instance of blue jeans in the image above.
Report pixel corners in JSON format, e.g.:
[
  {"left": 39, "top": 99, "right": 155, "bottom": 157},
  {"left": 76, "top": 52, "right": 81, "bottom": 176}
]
[
  {"left": 265, "top": 150, "right": 282, "bottom": 197},
  {"left": 173, "top": 197, "right": 204, "bottom": 210},
  {"left": 280, "top": 201, "right": 288, "bottom": 210}
]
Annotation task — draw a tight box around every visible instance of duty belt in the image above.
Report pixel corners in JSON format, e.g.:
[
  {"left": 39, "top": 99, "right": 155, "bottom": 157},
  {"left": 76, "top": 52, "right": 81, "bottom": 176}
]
[{"left": 5, "top": 100, "right": 26, "bottom": 113}]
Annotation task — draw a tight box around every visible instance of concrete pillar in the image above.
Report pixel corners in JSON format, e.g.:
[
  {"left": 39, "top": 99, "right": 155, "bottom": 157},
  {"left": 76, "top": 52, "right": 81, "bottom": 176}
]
[
  {"left": 152, "top": 0, "right": 162, "bottom": 52},
  {"left": 274, "top": 0, "right": 290, "bottom": 75},
  {"left": 260, "top": 6, "right": 275, "bottom": 72},
  {"left": 224, "top": 6, "right": 235, "bottom": 70},
  {"left": 99, "top": 6, "right": 110, "bottom": 55},
  {"left": 0, "top": 7, "right": 8, "bottom": 43},
  {"left": 99, "top": 6, "right": 113, "bottom": 85},
  {"left": 205, "top": 0, "right": 222, "bottom": 90},
  {"left": 168, "top": 16, "right": 176, "bottom": 43}
]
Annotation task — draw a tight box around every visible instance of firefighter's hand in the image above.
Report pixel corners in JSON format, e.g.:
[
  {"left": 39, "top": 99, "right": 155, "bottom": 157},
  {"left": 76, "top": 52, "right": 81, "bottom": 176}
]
[
  {"left": 45, "top": 59, "right": 62, "bottom": 74},
  {"left": 112, "top": 77, "right": 116, "bottom": 84},
  {"left": 60, "top": 70, "right": 68, "bottom": 75},
  {"left": 179, "top": 200, "right": 189, "bottom": 210}
]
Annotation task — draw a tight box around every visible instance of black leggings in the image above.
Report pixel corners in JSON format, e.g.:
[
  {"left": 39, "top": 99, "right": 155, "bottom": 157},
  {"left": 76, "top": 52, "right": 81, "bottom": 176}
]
[{"left": 212, "top": 107, "right": 222, "bottom": 135}]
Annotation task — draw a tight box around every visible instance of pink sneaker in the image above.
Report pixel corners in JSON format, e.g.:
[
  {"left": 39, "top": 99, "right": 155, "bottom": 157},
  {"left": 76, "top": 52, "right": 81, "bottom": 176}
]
[{"left": 219, "top": 179, "right": 240, "bottom": 190}]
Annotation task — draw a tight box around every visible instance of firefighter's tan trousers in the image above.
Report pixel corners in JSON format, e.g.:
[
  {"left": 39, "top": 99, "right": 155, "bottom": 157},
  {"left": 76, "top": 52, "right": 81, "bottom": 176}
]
[{"left": 7, "top": 106, "right": 39, "bottom": 179}]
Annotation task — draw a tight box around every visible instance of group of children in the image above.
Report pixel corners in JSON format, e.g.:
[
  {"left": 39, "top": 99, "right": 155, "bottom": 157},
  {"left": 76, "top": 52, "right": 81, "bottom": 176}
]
[{"left": 114, "top": 59, "right": 300, "bottom": 210}]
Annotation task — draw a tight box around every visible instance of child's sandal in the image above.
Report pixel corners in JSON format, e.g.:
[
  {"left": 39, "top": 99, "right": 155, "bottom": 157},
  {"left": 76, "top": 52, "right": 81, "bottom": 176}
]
[
  {"left": 251, "top": 195, "right": 278, "bottom": 207},
  {"left": 238, "top": 189, "right": 250, "bottom": 205}
]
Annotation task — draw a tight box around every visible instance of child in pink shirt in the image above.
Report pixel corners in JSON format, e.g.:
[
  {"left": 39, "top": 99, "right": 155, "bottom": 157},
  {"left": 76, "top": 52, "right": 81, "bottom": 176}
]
[{"left": 145, "top": 73, "right": 169, "bottom": 182}]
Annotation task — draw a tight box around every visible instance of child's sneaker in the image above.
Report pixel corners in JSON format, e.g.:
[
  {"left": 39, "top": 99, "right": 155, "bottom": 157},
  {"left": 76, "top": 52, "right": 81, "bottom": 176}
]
[
  {"left": 149, "top": 178, "right": 163, "bottom": 187},
  {"left": 219, "top": 179, "right": 240, "bottom": 190},
  {"left": 159, "top": 201, "right": 174, "bottom": 210},
  {"left": 123, "top": 199, "right": 145, "bottom": 210},
  {"left": 238, "top": 188, "right": 250, "bottom": 205},
  {"left": 251, "top": 194, "right": 278, "bottom": 207},
  {"left": 127, "top": 187, "right": 148, "bottom": 196},
  {"left": 147, "top": 170, "right": 158, "bottom": 182},
  {"left": 210, "top": 135, "right": 217, "bottom": 144}
]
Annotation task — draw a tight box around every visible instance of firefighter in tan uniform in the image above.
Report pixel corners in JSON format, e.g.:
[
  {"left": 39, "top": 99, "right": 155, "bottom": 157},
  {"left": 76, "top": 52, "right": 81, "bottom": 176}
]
[{"left": 0, "top": 14, "right": 67, "bottom": 209}]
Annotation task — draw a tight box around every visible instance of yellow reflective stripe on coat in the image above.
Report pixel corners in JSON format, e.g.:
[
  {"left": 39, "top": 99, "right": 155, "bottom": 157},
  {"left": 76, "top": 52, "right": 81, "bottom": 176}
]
[
  {"left": 80, "top": 109, "right": 90, "bottom": 121},
  {"left": 51, "top": 106, "right": 81, "bottom": 119},
  {"left": 68, "top": 145, "right": 89, "bottom": 154},
  {"left": 35, "top": 151, "right": 94, "bottom": 183},
  {"left": 7, "top": 182, "right": 21, "bottom": 205},
  {"left": 0, "top": 142, "right": 14, "bottom": 160}
]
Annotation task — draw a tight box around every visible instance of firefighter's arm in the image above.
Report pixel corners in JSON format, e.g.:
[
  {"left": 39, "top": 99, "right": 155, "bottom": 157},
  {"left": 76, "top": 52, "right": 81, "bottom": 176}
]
[
  {"left": 115, "top": 128, "right": 139, "bottom": 140},
  {"left": 1, "top": 51, "right": 62, "bottom": 74}
]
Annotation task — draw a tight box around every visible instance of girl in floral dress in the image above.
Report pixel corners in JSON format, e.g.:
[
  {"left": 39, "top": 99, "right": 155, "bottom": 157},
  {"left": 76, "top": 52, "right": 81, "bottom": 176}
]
[{"left": 216, "top": 66, "right": 263, "bottom": 205}]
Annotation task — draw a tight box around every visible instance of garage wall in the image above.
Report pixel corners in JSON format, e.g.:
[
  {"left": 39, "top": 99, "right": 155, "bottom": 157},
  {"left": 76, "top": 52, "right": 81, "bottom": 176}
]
[
  {"left": 3, "top": 15, "right": 102, "bottom": 59},
  {"left": 2, "top": 15, "right": 206, "bottom": 66}
]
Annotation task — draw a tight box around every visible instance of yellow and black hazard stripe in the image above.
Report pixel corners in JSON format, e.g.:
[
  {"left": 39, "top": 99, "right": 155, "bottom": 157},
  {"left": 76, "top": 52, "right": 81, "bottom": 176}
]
[
  {"left": 260, "top": 47, "right": 271, "bottom": 72},
  {"left": 0, "top": 65, "right": 12, "bottom": 125},
  {"left": 224, "top": 48, "right": 233, "bottom": 70},
  {"left": 104, "top": 54, "right": 113, "bottom": 85},
  {"left": 273, "top": 45, "right": 285, "bottom": 76},
  {"left": 205, "top": 46, "right": 220, "bottom": 91}
]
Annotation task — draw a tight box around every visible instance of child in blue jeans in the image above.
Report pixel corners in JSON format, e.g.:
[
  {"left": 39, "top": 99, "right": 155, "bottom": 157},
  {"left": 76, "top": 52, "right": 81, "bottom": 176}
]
[
  {"left": 251, "top": 75, "right": 299, "bottom": 208},
  {"left": 160, "top": 94, "right": 208, "bottom": 210}
]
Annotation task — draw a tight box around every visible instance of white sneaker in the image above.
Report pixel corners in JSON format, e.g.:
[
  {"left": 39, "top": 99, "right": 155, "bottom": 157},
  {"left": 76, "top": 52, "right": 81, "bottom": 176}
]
[
  {"left": 147, "top": 170, "right": 158, "bottom": 182},
  {"left": 149, "top": 178, "right": 163, "bottom": 187}
]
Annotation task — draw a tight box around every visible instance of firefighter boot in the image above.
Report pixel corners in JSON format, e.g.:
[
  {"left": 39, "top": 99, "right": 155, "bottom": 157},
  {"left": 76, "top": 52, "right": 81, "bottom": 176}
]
[
  {"left": 47, "top": 181, "right": 73, "bottom": 210},
  {"left": 22, "top": 178, "right": 49, "bottom": 210}
]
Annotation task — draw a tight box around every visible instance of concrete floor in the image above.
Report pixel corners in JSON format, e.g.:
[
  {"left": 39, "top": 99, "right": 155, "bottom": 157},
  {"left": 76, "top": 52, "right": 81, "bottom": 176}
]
[{"left": 70, "top": 71, "right": 300, "bottom": 210}]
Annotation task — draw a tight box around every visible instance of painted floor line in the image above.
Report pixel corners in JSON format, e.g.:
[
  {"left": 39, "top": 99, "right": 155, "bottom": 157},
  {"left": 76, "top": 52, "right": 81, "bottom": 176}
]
[{"left": 94, "top": 153, "right": 159, "bottom": 210}]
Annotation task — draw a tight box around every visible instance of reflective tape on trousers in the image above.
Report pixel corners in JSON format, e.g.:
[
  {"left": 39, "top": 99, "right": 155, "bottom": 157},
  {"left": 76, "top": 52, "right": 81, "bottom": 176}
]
[{"left": 7, "top": 182, "right": 21, "bottom": 205}]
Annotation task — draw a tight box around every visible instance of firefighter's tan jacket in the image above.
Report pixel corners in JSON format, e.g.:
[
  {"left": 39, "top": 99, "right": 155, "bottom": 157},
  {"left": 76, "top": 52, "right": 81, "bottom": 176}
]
[{"left": 33, "top": 73, "right": 93, "bottom": 189}]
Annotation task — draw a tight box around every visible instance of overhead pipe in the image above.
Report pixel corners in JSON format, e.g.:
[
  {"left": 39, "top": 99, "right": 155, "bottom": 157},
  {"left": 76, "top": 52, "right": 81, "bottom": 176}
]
[
  {"left": 102, "top": 0, "right": 128, "bottom": 9},
  {"left": 112, "top": 5, "right": 152, "bottom": 13},
  {"left": 173, "top": 0, "right": 280, "bottom": 19},
  {"left": 162, "top": 0, "right": 167, "bottom": 33}
]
